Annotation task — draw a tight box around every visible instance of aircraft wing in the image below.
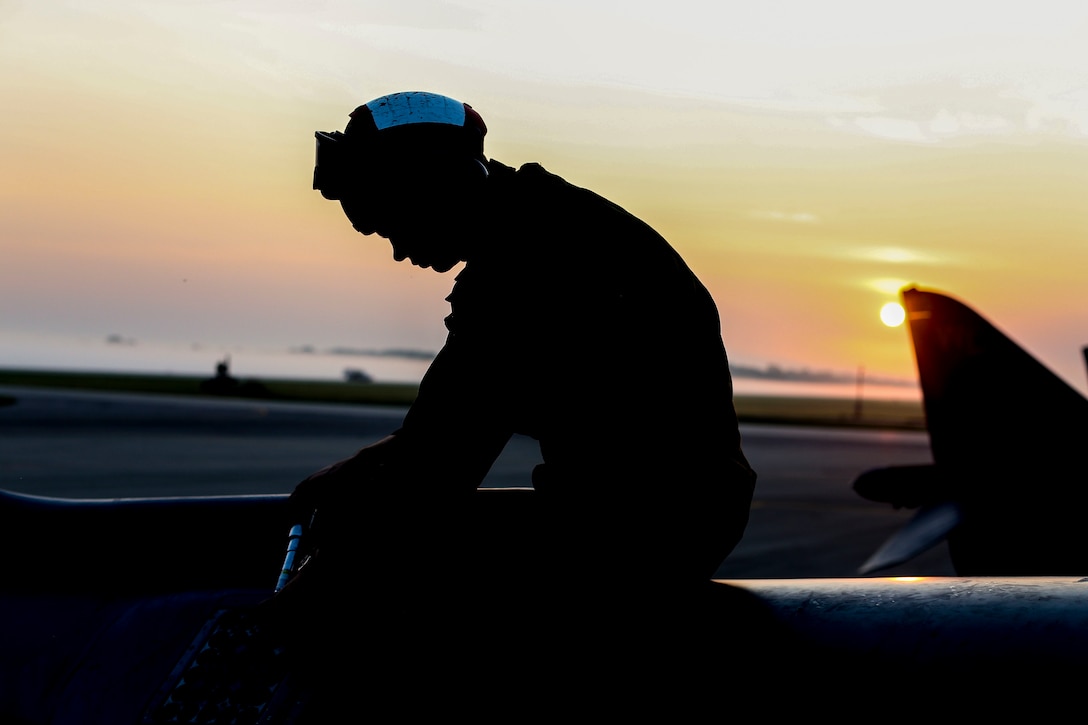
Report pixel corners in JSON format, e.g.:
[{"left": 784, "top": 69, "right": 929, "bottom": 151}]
[
  {"left": 1, "top": 488, "right": 1087, "bottom": 719},
  {"left": 857, "top": 499, "right": 963, "bottom": 575}
]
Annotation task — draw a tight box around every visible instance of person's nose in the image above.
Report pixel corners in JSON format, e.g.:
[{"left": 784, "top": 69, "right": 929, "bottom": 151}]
[{"left": 390, "top": 241, "right": 408, "bottom": 262}]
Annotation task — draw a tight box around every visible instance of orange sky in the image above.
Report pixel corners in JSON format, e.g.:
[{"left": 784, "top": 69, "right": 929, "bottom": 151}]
[{"left": 2, "top": 1, "right": 1087, "bottom": 396}]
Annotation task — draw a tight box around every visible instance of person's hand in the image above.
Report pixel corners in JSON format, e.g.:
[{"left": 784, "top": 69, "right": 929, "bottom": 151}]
[
  {"left": 251, "top": 549, "right": 323, "bottom": 658},
  {"left": 288, "top": 458, "right": 353, "bottom": 517},
  {"left": 287, "top": 435, "right": 396, "bottom": 516}
]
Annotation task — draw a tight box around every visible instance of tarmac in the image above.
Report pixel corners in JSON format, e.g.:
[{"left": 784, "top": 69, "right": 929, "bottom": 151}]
[{"left": 0, "top": 385, "right": 953, "bottom": 578}]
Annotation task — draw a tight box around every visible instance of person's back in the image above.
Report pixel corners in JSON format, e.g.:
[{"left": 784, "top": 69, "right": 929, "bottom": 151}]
[{"left": 410, "top": 158, "right": 755, "bottom": 585}]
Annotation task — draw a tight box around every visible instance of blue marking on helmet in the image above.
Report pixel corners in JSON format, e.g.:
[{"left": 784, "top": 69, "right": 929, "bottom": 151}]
[{"left": 366, "top": 92, "right": 467, "bottom": 131}]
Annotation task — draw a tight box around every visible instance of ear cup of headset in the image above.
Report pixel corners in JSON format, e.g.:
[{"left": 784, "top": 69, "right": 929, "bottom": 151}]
[
  {"left": 469, "top": 157, "right": 489, "bottom": 181},
  {"left": 433, "top": 155, "right": 487, "bottom": 192}
]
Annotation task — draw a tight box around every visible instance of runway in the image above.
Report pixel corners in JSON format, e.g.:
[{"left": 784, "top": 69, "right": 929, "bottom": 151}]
[{"left": 0, "top": 385, "right": 952, "bottom": 578}]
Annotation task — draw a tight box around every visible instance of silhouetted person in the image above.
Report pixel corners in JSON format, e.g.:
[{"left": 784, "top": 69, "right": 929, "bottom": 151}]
[
  {"left": 199, "top": 356, "right": 270, "bottom": 399},
  {"left": 270, "top": 91, "right": 758, "bottom": 714},
  {"left": 199, "top": 356, "right": 238, "bottom": 395}
]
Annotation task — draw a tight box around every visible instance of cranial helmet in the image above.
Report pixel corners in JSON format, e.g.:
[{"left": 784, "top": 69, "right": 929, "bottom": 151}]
[{"left": 313, "top": 91, "right": 488, "bottom": 200}]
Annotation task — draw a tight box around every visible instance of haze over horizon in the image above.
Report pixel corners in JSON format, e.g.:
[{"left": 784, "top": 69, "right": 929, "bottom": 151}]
[{"left": 3, "top": 1, "right": 1087, "bottom": 396}]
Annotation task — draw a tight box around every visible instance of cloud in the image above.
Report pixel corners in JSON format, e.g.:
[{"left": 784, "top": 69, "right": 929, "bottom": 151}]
[
  {"left": 296, "top": 346, "right": 437, "bottom": 362},
  {"left": 824, "top": 78, "right": 1088, "bottom": 144},
  {"left": 856, "top": 248, "right": 936, "bottom": 265},
  {"left": 731, "top": 362, "right": 915, "bottom": 387},
  {"left": 748, "top": 210, "right": 820, "bottom": 224}
]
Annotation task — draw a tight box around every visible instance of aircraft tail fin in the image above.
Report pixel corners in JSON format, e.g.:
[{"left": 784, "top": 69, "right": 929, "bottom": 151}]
[
  {"left": 854, "top": 287, "right": 1088, "bottom": 575},
  {"left": 1083, "top": 344, "right": 1088, "bottom": 387},
  {"left": 903, "top": 286, "right": 1088, "bottom": 471}
]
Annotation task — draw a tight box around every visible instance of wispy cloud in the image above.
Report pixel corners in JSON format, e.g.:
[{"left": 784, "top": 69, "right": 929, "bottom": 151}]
[
  {"left": 748, "top": 210, "right": 820, "bottom": 224},
  {"left": 731, "top": 363, "right": 915, "bottom": 387}
]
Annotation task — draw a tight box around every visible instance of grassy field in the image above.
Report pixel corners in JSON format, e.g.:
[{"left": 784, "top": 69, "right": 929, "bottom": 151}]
[{"left": 0, "top": 368, "right": 926, "bottom": 431}]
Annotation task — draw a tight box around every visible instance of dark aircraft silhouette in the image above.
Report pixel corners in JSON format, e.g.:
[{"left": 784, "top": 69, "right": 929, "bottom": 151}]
[
  {"left": 0, "top": 490, "right": 303, "bottom": 724},
  {"left": 5, "top": 489, "right": 1088, "bottom": 721},
  {"left": 854, "top": 286, "right": 1088, "bottom": 575}
]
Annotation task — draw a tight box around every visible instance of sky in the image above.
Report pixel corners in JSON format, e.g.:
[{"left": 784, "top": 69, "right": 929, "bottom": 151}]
[{"left": 2, "top": 1, "right": 1087, "bottom": 397}]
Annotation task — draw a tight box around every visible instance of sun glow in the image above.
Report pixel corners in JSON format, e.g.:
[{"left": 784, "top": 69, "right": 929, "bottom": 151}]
[{"left": 880, "top": 302, "right": 906, "bottom": 327}]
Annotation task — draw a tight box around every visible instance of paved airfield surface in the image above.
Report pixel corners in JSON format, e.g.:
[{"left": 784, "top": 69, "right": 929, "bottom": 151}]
[{"left": 0, "top": 386, "right": 953, "bottom": 578}]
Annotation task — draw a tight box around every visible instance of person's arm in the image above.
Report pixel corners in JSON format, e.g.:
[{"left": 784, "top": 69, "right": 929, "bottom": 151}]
[
  {"left": 390, "top": 334, "right": 514, "bottom": 489},
  {"left": 288, "top": 323, "right": 514, "bottom": 518}
]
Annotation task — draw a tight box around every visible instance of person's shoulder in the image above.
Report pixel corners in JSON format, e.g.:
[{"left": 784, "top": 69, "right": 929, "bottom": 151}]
[
  {"left": 486, "top": 159, "right": 565, "bottom": 185},
  {"left": 509, "top": 161, "right": 611, "bottom": 205},
  {"left": 515, "top": 161, "right": 551, "bottom": 177},
  {"left": 487, "top": 159, "right": 588, "bottom": 210},
  {"left": 495, "top": 160, "right": 563, "bottom": 186},
  {"left": 490, "top": 159, "right": 660, "bottom": 239}
]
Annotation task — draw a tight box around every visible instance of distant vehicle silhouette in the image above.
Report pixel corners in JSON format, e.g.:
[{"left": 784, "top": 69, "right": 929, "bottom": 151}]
[
  {"left": 854, "top": 286, "right": 1088, "bottom": 575},
  {"left": 343, "top": 368, "right": 373, "bottom": 383}
]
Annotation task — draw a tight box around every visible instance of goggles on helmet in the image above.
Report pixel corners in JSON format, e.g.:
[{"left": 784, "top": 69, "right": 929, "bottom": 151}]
[{"left": 313, "top": 130, "right": 353, "bottom": 201}]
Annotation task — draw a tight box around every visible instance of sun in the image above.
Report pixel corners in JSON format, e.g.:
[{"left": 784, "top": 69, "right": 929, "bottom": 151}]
[{"left": 880, "top": 302, "right": 906, "bottom": 327}]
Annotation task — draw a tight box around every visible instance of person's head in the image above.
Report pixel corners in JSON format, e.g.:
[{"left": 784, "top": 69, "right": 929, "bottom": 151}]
[{"left": 312, "top": 91, "right": 490, "bottom": 272}]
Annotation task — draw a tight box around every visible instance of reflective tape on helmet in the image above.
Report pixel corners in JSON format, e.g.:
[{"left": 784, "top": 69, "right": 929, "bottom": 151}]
[{"left": 366, "top": 92, "right": 467, "bottom": 131}]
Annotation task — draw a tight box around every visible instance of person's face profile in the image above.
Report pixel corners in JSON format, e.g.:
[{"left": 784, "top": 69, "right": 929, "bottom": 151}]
[{"left": 339, "top": 181, "right": 471, "bottom": 273}]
